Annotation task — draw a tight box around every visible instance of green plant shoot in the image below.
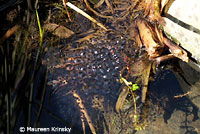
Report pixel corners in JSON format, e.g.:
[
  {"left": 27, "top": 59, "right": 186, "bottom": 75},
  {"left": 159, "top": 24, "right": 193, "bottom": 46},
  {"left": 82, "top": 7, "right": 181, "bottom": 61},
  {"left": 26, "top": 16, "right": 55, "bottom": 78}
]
[
  {"left": 119, "top": 76, "right": 139, "bottom": 91},
  {"left": 131, "top": 84, "right": 139, "bottom": 91},
  {"left": 36, "top": 10, "right": 44, "bottom": 44}
]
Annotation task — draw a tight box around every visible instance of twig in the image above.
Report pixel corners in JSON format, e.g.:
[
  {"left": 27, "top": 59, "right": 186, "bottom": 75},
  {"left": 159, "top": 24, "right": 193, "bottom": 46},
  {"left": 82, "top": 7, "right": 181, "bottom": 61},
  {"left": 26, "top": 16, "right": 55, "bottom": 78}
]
[
  {"left": 62, "top": 0, "right": 72, "bottom": 21},
  {"left": 174, "top": 91, "right": 191, "bottom": 98},
  {"left": 114, "top": 0, "right": 140, "bottom": 23},
  {"left": 66, "top": 2, "right": 107, "bottom": 30},
  {"left": 105, "top": 0, "right": 114, "bottom": 13},
  {"left": 72, "top": 91, "right": 96, "bottom": 134},
  {"left": 154, "top": 54, "right": 174, "bottom": 64},
  {"left": 0, "top": 25, "right": 20, "bottom": 45},
  {"left": 80, "top": 112, "right": 86, "bottom": 134},
  {"left": 84, "top": 0, "right": 113, "bottom": 19},
  {"left": 141, "top": 62, "right": 152, "bottom": 103},
  {"left": 94, "top": 0, "right": 105, "bottom": 8}
]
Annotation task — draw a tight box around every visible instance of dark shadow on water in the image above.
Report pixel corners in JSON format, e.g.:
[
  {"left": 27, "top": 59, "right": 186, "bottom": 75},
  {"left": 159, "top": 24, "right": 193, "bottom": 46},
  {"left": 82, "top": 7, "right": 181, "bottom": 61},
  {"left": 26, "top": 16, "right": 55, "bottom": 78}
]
[{"left": 149, "top": 70, "right": 199, "bottom": 125}]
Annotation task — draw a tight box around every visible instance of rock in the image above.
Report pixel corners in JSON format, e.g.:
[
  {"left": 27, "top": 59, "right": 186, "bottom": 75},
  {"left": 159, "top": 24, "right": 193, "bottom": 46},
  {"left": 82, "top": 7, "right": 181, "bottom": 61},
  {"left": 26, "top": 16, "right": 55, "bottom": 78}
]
[
  {"left": 174, "top": 60, "right": 200, "bottom": 109},
  {"left": 163, "top": 0, "right": 200, "bottom": 71}
]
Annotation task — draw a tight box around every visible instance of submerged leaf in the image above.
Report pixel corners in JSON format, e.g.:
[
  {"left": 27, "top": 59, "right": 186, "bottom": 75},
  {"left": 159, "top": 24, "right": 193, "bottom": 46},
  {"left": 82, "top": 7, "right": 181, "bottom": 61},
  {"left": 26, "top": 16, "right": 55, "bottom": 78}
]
[{"left": 44, "top": 23, "right": 74, "bottom": 38}]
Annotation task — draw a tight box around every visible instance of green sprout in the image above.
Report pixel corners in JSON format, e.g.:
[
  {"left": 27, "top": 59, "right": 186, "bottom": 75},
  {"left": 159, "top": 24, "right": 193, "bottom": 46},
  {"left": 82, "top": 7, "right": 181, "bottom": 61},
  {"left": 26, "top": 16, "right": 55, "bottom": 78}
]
[
  {"left": 119, "top": 76, "right": 139, "bottom": 91},
  {"left": 119, "top": 75, "right": 141, "bottom": 128},
  {"left": 131, "top": 84, "right": 139, "bottom": 91},
  {"left": 36, "top": 10, "right": 44, "bottom": 45}
]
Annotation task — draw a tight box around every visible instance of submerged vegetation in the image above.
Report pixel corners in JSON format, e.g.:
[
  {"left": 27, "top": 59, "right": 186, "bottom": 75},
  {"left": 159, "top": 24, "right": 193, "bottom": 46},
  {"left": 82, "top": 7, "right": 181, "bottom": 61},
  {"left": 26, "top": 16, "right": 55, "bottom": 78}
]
[
  {"left": 0, "top": 2, "right": 47, "bottom": 133},
  {"left": 0, "top": 0, "right": 199, "bottom": 134}
]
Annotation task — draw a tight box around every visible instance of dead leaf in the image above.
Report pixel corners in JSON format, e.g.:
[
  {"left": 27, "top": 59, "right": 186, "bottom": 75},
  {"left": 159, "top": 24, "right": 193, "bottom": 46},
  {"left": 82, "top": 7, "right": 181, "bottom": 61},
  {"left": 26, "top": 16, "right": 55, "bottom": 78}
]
[
  {"left": 44, "top": 23, "right": 74, "bottom": 38},
  {"left": 136, "top": 19, "right": 163, "bottom": 58},
  {"left": 163, "top": 37, "right": 189, "bottom": 62},
  {"left": 115, "top": 86, "right": 129, "bottom": 113},
  {"left": 145, "top": 0, "right": 165, "bottom": 24}
]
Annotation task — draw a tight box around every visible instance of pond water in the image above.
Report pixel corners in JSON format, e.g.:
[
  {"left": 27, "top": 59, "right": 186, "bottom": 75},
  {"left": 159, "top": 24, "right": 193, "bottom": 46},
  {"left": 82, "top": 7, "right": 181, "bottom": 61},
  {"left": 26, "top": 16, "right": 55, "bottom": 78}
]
[
  {"left": 32, "top": 35, "right": 199, "bottom": 134},
  {"left": 17, "top": 58, "right": 199, "bottom": 134}
]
